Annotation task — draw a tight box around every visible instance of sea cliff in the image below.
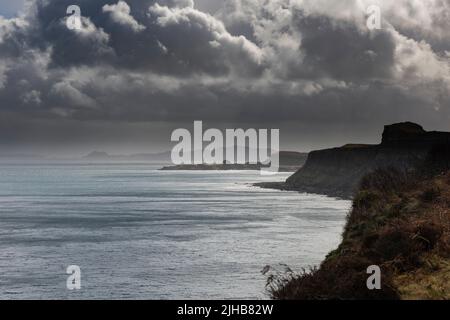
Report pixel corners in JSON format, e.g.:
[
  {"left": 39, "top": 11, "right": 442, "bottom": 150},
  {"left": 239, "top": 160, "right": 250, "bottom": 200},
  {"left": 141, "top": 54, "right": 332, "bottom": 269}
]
[
  {"left": 264, "top": 123, "right": 450, "bottom": 299},
  {"left": 258, "top": 122, "right": 450, "bottom": 199}
]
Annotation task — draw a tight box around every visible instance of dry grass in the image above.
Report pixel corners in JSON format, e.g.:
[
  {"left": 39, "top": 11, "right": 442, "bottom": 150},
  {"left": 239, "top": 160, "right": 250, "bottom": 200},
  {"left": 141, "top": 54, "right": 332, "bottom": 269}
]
[
  {"left": 394, "top": 255, "right": 450, "bottom": 300},
  {"left": 267, "top": 167, "right": 450, "bottom": 300}
]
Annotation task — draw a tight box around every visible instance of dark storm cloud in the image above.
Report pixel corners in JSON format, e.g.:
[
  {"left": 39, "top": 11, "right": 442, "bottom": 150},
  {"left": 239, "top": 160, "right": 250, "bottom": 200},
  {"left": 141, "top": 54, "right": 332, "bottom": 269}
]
[
  {"left": 289, "top": 11, "right": 396, "bottom": 81},
  {"left": 382, "top": 0, "right": 450, "bottom": 54},
  {"left": 0, "top": 0, "right": 449, "bottom": 152},
  {"left": 26, "top": 0, "right": 262, "bottom": 75}
]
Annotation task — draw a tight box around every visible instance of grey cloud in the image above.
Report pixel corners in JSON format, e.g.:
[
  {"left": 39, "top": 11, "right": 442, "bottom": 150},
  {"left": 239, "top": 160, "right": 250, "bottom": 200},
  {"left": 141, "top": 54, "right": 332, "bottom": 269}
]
[
  {"left": 23, "top": 0, "right": 262, "bottom": 76},
  {"left": 0, "top": 0, "right": 26, "bottom": 17},
  {"left": 0, "top": 0, "right": 449, "bottom": 152},
  {"left": 292, "top": 11, "right": 396, "bottom": 81},
  {"left": 102, "top": 1, "right": 146, "bottom": 32}
]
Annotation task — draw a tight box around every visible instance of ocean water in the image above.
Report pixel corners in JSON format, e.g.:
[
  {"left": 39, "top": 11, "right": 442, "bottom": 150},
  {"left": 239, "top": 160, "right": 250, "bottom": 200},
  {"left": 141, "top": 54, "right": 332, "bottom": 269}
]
[{"left": 0, "top": 164, "right": 350, "bottom": 299}]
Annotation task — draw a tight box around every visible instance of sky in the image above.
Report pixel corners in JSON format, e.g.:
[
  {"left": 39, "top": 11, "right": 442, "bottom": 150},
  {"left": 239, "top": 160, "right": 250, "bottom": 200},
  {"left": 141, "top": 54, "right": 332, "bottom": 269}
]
[
  {"left": 0, "top": 0, "right": 450, "bottom": 155},
  {"left": 0, "top": 0, "right": 26, "bottom": 18}
]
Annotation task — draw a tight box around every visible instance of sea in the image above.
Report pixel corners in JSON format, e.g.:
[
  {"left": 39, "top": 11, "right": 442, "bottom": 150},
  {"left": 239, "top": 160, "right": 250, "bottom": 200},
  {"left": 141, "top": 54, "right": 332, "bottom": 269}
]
[{"left": 0, "top": 163, "right": 351, "bottom": 299}]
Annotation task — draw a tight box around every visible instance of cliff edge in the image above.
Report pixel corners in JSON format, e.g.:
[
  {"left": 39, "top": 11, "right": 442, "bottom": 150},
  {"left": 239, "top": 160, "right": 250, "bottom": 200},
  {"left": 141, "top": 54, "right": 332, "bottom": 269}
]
[
  {"left": 266, "top": 165, "right": 450, "bottom": 299},
  {"left": 276, "top": 122, "right": 450, "bottom": 198},
  {"left": 263, "top": 127, "right": 450, "bottom": 300}
]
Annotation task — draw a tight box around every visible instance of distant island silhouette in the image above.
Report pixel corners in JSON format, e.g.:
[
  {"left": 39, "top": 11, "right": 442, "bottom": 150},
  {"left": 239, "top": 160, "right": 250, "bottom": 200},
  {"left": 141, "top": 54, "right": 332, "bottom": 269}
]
[{"left": 160, "top": 151, "right": 308, "bottom": 172}]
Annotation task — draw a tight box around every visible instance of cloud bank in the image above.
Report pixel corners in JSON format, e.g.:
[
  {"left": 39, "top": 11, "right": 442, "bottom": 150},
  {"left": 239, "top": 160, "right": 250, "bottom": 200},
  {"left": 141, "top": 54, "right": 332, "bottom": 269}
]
[{"left": 0, "top": 0, "right": 449, "bottom": 151}]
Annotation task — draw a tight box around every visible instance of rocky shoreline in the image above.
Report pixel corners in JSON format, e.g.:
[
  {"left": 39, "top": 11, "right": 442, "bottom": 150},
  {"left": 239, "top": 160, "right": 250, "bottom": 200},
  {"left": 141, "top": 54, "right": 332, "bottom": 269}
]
[{"left": 253, "top": 181, "right": 353, "bottom": 200}]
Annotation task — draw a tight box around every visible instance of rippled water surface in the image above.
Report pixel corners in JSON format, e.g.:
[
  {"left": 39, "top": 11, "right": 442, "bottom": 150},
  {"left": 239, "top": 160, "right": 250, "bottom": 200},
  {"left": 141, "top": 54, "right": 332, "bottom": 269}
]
[{"left": 0, "top": 164, "right": 350, "bottom": 299}]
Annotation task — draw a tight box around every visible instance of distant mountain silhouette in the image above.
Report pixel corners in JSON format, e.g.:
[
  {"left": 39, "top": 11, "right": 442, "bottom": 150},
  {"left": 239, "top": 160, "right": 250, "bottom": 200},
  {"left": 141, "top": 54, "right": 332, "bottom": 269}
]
[
  {"left": 84, "top": 151, "right": 110, "bottom": 159},
  {"left": 82, "top": 151, "right": 171, "bottom": 162}
]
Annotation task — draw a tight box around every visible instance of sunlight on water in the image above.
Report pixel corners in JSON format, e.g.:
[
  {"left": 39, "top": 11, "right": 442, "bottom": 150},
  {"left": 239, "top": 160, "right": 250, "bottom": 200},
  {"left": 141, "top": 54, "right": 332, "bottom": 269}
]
[{"left": 0, "top": 164, "right": 350, "bottom": 299}]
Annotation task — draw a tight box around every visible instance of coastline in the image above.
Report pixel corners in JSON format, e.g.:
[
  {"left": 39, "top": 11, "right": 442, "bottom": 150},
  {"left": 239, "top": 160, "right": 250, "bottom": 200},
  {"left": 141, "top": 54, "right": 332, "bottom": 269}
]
[
  {"left": 259, "top": 123, "right": 450, "bottom": 299},
  {"left": 267, "top": 168, "right": 450, "bottom": 300},
  {"left": 160, "top": 164, "right": 300, "bottom": 172},
  {"left": 253, "top": 181, "right": 353, "bottom": 200}
]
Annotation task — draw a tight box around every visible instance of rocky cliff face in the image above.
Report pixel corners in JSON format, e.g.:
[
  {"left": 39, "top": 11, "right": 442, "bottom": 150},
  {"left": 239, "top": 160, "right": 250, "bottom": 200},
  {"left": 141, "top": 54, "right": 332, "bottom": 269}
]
[{"left": 285, "top": 122, "right": 450, "bottom": 198}]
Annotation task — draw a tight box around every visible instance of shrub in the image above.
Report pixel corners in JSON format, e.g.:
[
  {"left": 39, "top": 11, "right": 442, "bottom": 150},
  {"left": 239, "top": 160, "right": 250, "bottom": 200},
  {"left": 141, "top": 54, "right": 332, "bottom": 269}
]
[
  {"left": 420, "top": 186, "right": 441, "bottom": 203},
  {"left": 373, "top": 225, "right": 421, "bottom": 268},
  {"left": 372, "top": 222, "right": 443, "bottom": 271},
  {"left": 413, "top": 222, "right": 443, "bottom": 251},
  {"left": 353, "top": 191, "right": 381, "bottom": 211},
  {"left": 359, "top": 167, "right": 415, "bottom": 195},
  {"left": 266, "top": 256, "right": 399, "bottom": 300}
]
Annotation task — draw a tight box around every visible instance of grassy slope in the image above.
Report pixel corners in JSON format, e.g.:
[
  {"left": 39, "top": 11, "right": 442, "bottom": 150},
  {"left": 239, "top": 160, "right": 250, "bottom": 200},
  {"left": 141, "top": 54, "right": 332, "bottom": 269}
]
[{"left": 268, "top": 168, "right": 450, "bottom": 300}]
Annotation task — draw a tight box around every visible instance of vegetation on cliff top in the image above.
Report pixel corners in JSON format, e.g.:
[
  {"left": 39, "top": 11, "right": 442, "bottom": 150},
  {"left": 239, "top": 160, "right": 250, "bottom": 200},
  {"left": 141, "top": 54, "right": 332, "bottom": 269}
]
[{"left": 266, "top": 146, "right": 450, "bottom": 300}]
